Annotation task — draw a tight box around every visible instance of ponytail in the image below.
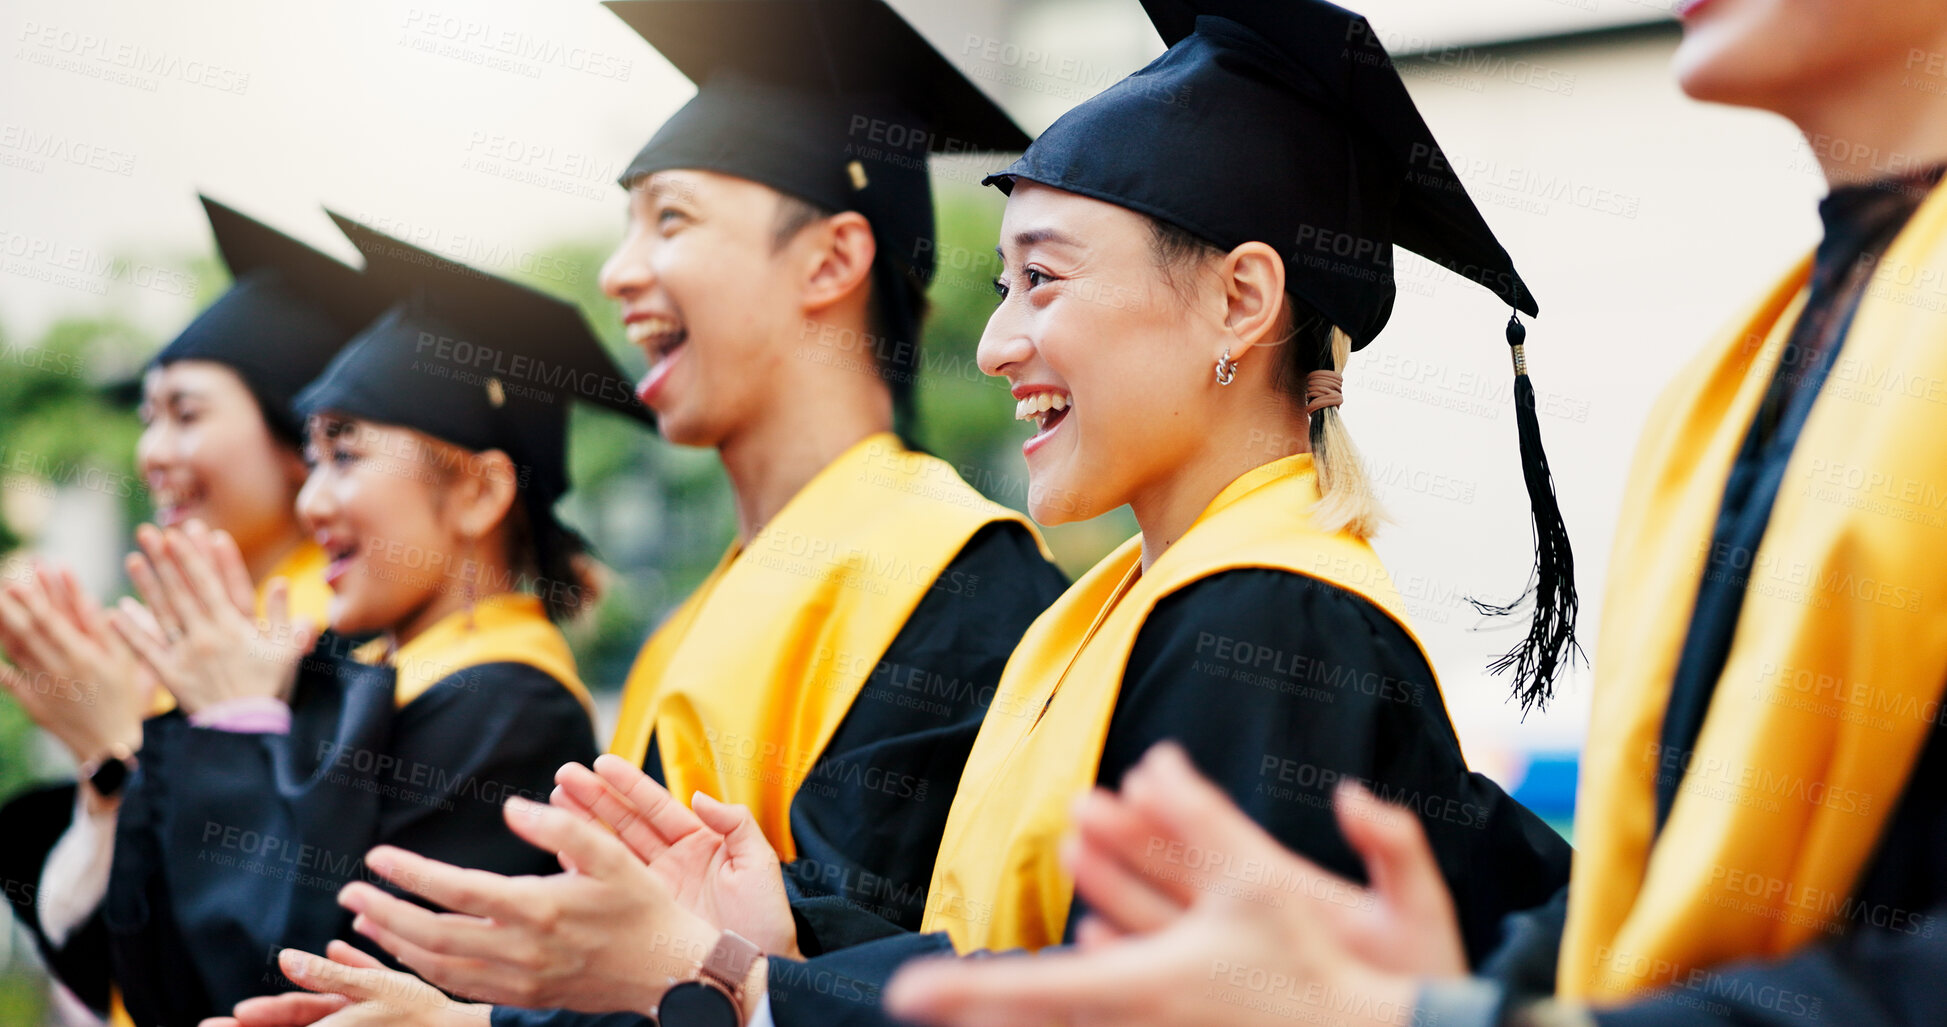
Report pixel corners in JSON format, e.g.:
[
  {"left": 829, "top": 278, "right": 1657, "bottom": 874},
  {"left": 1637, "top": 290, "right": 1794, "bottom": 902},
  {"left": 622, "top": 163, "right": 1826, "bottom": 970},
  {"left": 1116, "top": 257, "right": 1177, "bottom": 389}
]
[{"left": 1304, "top": 326, "right": 1386, "bottom": 539}]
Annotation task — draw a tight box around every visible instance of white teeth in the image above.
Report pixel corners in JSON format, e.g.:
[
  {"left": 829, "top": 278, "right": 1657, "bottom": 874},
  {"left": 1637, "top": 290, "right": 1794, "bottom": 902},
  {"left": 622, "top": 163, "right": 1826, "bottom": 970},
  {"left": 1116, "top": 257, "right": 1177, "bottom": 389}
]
[
  {"left": 626, "top": 317, "right": 683, "bottom": 348},
  {"left": 1013, "top": 391, "right": 1073, "bottom": 422}
]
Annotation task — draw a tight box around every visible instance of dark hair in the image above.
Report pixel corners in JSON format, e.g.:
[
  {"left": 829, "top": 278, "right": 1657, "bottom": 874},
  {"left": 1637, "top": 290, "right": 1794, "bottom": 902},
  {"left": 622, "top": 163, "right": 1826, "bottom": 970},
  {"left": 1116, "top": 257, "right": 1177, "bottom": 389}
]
[
  {"left": 1147, "top": 217, "right": 1384, "bottom": 536},
  {"left": 504, "top": 501, "right": 602, "bottom": 623},
  {"left": 770, "top": 192, "right": 930, "bottom": 434}
]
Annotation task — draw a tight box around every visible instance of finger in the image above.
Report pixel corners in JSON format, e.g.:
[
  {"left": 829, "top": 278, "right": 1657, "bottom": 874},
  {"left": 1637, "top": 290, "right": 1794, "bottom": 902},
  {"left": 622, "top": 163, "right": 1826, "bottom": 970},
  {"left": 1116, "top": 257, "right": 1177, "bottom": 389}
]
[
  {"left": 1072, "top": 788, "right": 1198, "bottom": 908},
  {"left": 336, "top": 881, "right": 509, "bottom": 962},
  {"left": 59, "top": 565, "right": 118, "bottom": 650},
  {"left": 263, "top": 579, "right": 318, "bottom": 660},
  {"left": 1124, "top": 743, "right": 1291, "bottom": 870},
  {"left": 1072, "top": 914, "right": 1123, "bottom": 952},
  {"left": 556, "top": 761, "right": 681, "bottom": 862},
  {"left": 19, "top": 573, "right": 104, "bottom": 674},
  {"left": 692, "top": 792, "right": 777, "bottom": 868},
  {"left": 347, "top": 912, "right": 500, "bottom": 1005},
  {"left": 169, "top": 523, "right": 237, "bottom": 622},
  {"left": 36, "top": 562, "right": 84, "bottom": 633},
  {"left": 200, "top": 1019, "right": 243, "bottom": 1027},
  {"left": 228, "top": 992, "right": 352, "bottom": 1027},
  {"left": 277, "top": 949, "right": 396, "bottom": 1004},
  {"left": 591, "top": 753, "right": 707, "bottom": 844},
  {"left": 0, "top": 589, "right": 63, "bottom": 673},
  {"left": 111, "top": 601, "right": 176, "bottom": 684},
  {"left": 209, "top": 528, "right": 258, "bottom": 617},
  {"left": 358, "top": 848, "right": 531, "bottom": 924},
  {"left": 885, "top": 946, "right": 1153, "bottom": 1027},
  {"left": 1063, "top": 829, "right": 1184, "bottom": 937},
  {"left": 324, "top": 939, "right": 388, "bottom": 971},
  {"left": 126, "top": 540, "right": 185, "bottom": 641},
  {"left": 501, "top": 794, "right": 638, "bottom": 881}
]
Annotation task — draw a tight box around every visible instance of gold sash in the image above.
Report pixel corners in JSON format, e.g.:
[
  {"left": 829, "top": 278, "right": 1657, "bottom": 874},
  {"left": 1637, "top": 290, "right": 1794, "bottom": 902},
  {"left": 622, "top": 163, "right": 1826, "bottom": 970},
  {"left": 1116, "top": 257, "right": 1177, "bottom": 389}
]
[
  {"left": 610, "top": 433, "right": 1044, "bottom": 861},
  {"left": 1561, "top": 180, "right": 1947, "bottom": 1000},
  {"left": 922, "top": 455, "right": 1431, "bottom": 952}
]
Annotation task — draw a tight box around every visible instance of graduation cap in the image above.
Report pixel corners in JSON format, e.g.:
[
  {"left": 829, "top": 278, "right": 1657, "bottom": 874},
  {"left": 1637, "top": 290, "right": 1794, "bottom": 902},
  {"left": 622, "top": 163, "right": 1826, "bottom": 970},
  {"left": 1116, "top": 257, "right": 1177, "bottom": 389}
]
[
  {"left": 296, "top": 212, "right": 655, "bottom": 587},
  {"left": 603, "top": 0, "right": 1032, "bottom": 426},
  {"left": 985, "top": 0, "right": 1578, "bottom": 710},
  {"left": 141, "top": 196, "right": 387, "bottom": 440}
]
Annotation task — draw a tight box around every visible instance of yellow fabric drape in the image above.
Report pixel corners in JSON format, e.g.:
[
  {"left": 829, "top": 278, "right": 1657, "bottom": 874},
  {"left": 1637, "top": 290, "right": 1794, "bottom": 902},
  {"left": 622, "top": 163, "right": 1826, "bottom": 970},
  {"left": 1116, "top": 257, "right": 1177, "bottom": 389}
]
[
  {"left": 1561, "top": 180, "right": 1947, "bottom": 1001},
  {"left": 350, "top": 592, "right": 590, "bottom": 714},
  {"left": 922, "top": 455, "right": 1431, "bottom": 952},
  {"left": 610, "top": 433, "right": 1045, "bottom": 861}
]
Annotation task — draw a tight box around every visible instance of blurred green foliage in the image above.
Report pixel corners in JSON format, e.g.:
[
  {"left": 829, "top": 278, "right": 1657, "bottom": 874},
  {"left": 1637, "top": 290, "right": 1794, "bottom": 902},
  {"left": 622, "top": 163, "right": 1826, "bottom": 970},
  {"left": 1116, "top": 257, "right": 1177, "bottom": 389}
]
[
  {"left": 0, "top": 182, "right": 1129, "bottom": 772},
  {"left": 0, "top": 173, "right": 1140, "bottom": 1020}
]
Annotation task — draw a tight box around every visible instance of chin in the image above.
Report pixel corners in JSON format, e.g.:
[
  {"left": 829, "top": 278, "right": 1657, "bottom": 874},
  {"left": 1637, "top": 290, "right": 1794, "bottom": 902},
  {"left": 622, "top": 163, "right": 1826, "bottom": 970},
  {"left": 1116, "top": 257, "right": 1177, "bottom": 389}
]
[{"left": 1025, "top": 462, "right": 1100, "bottom": 527}]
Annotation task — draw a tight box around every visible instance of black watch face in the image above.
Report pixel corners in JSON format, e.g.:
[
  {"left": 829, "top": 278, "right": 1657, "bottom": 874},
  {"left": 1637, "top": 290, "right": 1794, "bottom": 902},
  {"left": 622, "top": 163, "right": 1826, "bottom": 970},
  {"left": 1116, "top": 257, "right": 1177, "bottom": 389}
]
[
  {"left": 89, "top": 757, "right": 130, "bottom": 798},
  {"left": 660, "top": 981, "right": 739, "bottom": 1027}
]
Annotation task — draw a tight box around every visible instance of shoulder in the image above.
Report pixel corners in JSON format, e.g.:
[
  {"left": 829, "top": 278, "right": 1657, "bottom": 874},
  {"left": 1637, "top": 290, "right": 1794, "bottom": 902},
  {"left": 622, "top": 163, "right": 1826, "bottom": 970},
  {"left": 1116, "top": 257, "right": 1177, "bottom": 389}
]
[{"left": 1141, "top": 567, "right": 1423, "bottom": 658}]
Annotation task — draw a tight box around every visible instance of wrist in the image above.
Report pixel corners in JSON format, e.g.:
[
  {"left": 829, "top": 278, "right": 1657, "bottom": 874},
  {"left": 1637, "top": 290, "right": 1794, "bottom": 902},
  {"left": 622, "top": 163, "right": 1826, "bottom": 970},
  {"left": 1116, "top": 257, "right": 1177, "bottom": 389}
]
[{"left": 741, "top": 957, "right": 767, "bottom": 1026}]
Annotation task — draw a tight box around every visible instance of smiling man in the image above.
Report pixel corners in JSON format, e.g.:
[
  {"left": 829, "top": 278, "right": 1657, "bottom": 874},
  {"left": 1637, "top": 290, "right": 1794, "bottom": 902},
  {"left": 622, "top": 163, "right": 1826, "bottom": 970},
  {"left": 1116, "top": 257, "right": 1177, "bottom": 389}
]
[{"left": 586, "top": 0, "right": 1066, "bottom": 949}]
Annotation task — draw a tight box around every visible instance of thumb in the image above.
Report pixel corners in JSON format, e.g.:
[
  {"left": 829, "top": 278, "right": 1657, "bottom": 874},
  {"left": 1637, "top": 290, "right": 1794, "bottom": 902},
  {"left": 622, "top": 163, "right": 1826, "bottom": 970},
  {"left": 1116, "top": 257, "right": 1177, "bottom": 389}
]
[
  {"left": 1332, "top": 781, "right": 1467, "bottom": 976},
  {"left": 1334, "top": 781, "right": 1448, "bottom": 913},
  {"left": 692, "top": 792, "right": 774, "bottom": 864}
]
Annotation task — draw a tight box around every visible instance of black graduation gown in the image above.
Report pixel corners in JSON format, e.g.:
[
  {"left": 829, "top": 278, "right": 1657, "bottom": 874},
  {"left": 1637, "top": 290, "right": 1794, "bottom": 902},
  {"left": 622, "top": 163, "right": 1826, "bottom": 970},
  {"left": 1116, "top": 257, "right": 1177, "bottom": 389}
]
[
  {"left": 488, "top": 521, "right": 1067, "bottom": 1027},
  {"left": 745, "top": 570, "right": 1573, "bottom": 1027},
  {"left": 0, "top": 780, "right": 115, "bottom": 1012},
  {"left": 102, "top": 640, "right": 598, "bottom": 1027}
]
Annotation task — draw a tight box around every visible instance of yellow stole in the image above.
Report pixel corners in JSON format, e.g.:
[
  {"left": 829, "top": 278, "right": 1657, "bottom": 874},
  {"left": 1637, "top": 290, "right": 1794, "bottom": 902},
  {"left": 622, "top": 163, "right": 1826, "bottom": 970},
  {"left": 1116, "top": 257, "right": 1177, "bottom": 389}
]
[
  {"left": 921, "top": 455, "right": 1431, "bottom": 952},
  {"left": 610, "top": 433, "right": 1044, "bottom": 861},
  {"left": 350, "top": 592, "right": 591, "bottom": 714},
  {"left": 1560, "top": 180, "right": 1947, "bottom": 1001}
]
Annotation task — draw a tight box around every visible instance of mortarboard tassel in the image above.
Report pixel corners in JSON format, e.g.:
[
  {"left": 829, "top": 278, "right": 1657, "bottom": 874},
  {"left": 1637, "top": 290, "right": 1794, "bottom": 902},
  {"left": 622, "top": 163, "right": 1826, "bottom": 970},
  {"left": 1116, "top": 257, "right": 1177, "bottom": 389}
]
[{"left": 1470, "top": 310, "right": 1583, "bottom": 714}]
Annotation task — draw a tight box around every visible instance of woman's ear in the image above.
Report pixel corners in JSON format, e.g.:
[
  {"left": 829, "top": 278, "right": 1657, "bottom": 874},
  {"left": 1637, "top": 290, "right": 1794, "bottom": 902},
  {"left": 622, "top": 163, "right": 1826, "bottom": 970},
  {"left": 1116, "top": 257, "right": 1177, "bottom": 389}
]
[
  {"left": 449, "top": 449, "right": 521, "bottom": 542},
  {"left": 800, "top": 210, "right": 879, "bottom": 316},
  {"left": 1218, "top": 241, "right": 1288, "bottom": 362}
]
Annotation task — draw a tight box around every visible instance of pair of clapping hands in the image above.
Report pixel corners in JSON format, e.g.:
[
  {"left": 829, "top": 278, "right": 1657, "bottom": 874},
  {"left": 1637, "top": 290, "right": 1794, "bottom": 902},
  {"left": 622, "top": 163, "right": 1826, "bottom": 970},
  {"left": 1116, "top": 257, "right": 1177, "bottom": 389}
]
[
  {"left": 202, "top": 743, "right": 1472, "bottom": 1027},
  {"left": 0, "top": 522, "right": 315, "bottom": 770}
]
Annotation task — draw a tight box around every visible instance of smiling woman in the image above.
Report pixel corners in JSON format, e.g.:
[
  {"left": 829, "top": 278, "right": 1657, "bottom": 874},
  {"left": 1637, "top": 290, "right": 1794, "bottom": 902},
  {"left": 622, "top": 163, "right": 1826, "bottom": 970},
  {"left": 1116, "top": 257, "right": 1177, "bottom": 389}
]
[
  {"left": 75, "top": 211, "right": 657, "bottom": 1026},
  {"left": 0, "top": 196, "right": 381, "bottom": 1026}
]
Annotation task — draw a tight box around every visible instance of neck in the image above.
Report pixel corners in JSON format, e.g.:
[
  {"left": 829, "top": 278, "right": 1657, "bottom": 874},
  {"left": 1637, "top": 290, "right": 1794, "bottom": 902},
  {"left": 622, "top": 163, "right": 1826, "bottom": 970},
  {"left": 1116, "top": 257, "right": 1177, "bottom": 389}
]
[
  {"left": 390, "top": 549, "right": 515, "bottom": 649},
  {"left": 1128, "top": 392, "right": 1310, "bottom": 571},
  {"left": 1787, "top": 60, "right": 1947, "bottom": 188},
  {"left": 717, "top": 322, "right": 895, "bottom": 543},
  {"left": 241, "top": 523, "right": 309, "bottom": 591}
]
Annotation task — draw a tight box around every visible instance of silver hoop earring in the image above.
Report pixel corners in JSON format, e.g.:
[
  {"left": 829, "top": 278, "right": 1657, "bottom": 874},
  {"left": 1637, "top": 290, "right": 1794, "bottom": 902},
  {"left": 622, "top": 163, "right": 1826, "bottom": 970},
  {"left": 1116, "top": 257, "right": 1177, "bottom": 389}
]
[{"left": 1214, "top": 349, "right": 1238, "bottom": 386}]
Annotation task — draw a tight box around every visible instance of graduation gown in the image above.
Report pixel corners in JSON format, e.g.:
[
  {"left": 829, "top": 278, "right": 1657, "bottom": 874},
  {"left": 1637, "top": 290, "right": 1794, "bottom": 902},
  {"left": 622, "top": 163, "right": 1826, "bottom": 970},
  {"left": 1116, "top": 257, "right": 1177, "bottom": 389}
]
[
  {"left": 1420, "top": 172, "right": 1947, "bottom": 1026},
  {"left": 0, "top": 541, "right": 337, "bottom": 1020},
  {"left": 747, "top": 455, "right": 1569, "bottom": 1027},
  {"left": 99, "top": 594, "right": 598, "bottom": 1026},
  {"left": 488, "top": 450, "right": 1067, "bottom": 1027}
]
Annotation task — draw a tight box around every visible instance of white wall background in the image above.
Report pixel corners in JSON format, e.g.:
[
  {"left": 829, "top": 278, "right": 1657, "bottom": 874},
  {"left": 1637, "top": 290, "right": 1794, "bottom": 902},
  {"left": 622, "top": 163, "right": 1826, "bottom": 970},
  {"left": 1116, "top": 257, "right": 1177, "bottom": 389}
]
[{"left": 1, "top": 0, "right": 1833, "bottom": 772}]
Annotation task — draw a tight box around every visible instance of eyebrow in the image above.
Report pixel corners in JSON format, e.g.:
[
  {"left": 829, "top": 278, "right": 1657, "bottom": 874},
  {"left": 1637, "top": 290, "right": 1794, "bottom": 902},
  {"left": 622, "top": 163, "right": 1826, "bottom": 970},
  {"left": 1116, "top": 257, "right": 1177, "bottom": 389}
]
[{"left": 995, "top": 227, "right": 1082, "bottom": 262}]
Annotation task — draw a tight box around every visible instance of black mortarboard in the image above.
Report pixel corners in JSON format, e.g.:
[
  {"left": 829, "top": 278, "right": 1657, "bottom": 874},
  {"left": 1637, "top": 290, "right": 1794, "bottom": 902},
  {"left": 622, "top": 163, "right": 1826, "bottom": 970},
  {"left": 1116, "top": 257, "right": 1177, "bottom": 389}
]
[
  {"left": 987, "top": 0, "right": 1578, "bottom": 710},
  {"left": 603, "top": 0, "right": 1032, "bottom": 426},
  {"left": 147, "top": 196, "right": 387, "bottom": 440},
  {"left": 297, "top": 213, "right": 655, "bottom": 582}
]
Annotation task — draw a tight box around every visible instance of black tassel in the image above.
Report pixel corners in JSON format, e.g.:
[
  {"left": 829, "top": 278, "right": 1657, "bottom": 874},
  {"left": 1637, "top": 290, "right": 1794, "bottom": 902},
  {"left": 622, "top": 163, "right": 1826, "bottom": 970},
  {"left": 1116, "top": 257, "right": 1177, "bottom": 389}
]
[{"left": 1468, "top": 312, "right": 1583, "bottom": 715}]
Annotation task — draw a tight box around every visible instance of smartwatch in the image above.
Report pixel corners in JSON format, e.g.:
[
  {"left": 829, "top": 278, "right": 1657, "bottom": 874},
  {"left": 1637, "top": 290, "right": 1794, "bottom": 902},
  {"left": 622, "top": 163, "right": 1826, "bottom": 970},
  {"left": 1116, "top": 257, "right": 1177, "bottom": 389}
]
[
  {"left": 658, "top": 930, "right": 761, "bottom": 1027},
  {"left": 80, "top": 744, "right": 137, "bottom": 800}
]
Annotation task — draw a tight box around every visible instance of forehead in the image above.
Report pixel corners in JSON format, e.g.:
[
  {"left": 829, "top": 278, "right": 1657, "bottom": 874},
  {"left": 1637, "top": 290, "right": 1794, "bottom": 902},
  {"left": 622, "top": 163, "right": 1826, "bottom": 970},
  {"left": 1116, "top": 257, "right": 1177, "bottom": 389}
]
[
  {"left": 144, "top": 359, "right": 248, "bottom": 402},
  {"left": 631, "top": 168, "right": 786, "bottom": 209},
  {"left": 998, "top": 181, "right": 1149, "bottom": 254}
]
